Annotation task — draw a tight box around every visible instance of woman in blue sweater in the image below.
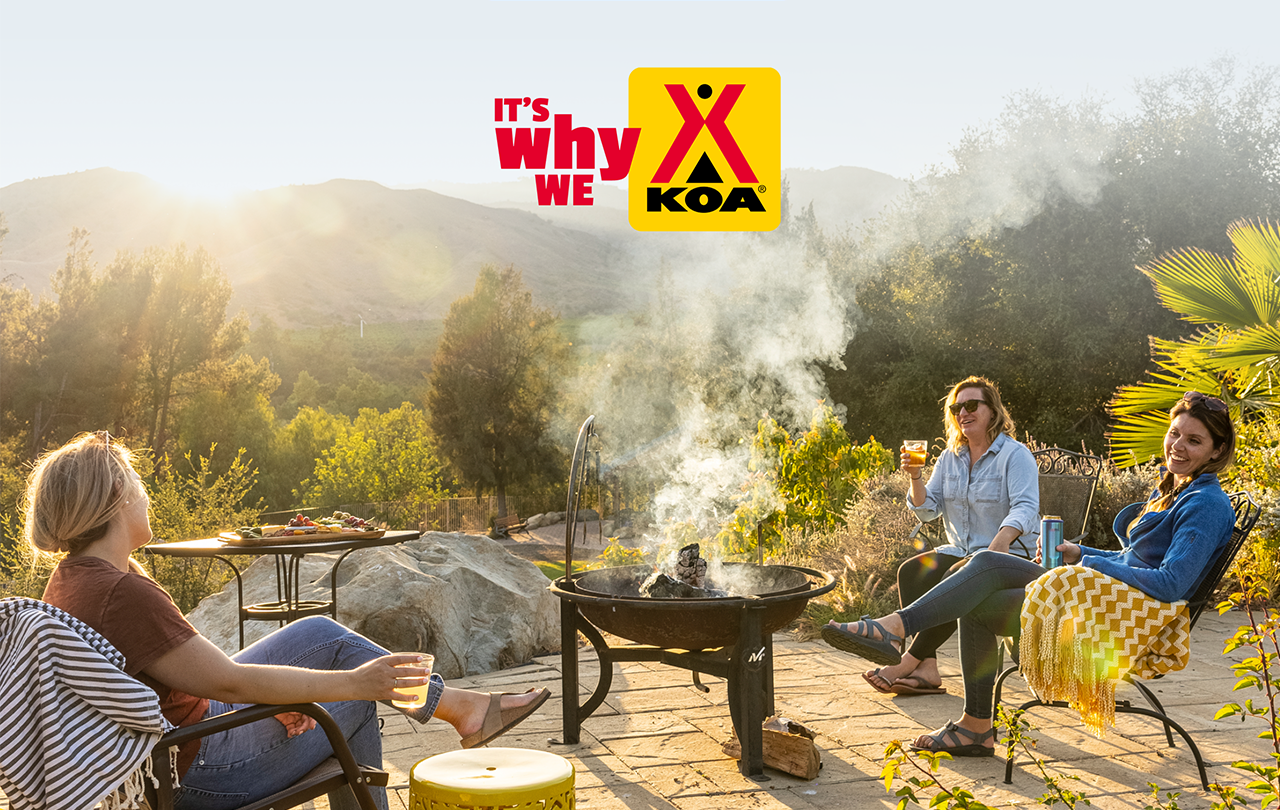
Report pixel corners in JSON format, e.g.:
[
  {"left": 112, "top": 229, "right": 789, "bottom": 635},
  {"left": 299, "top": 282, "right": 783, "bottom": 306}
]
[{"left": 826, "top": 391, "right": 1236, "bottom": 757}]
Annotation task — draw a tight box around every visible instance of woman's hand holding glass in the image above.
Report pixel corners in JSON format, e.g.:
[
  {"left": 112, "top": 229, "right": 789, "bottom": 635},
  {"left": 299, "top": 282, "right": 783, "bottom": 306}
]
[
  {"left": 390, "top": 653, "right": 435, "bottom": 709},
  {"left": 901, "top": 440, "right": 928, "bottom": 477}
]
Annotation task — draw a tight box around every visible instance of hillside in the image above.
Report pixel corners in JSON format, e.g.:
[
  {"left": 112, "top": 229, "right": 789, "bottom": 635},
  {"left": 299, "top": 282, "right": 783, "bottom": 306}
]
[
  {"left": 0, "top": 169, "right": 635, "bottom": 324},
  {"left": 0, "top": 166, "right": 906, "bottom": 324}
]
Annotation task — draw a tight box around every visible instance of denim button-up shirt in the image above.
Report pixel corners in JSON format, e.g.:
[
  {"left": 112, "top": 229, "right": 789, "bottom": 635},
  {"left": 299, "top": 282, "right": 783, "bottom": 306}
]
[{"left": 908, "top": 432, "right": 1041, "bottom": 558}]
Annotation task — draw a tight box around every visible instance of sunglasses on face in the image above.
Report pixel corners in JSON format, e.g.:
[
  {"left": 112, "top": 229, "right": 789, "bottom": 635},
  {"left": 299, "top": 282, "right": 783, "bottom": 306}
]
[
  {"left": 948, "top": 400, "right": 986, "bottom": 415},
  {"left": 1182, "top": 391, "right": 1227, "bottom": 412}
]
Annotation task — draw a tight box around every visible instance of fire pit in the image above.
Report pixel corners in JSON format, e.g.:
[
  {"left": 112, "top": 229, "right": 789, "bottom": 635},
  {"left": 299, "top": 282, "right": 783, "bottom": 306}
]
[
  {"left": 550, "top": 416, "right": 836, "bottom": 779},
  {"left": 561, "top": 562, "right": 824, "bottom": 650}
]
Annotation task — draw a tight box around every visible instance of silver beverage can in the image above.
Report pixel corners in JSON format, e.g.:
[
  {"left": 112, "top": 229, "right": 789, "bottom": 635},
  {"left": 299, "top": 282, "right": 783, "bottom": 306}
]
[{"left": 1040, "top": 516, "right": 1064, "bottom": 567}]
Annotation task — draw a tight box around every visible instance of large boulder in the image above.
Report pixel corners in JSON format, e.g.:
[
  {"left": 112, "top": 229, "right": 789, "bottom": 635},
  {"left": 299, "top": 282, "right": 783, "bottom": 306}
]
[{"left": 185, "top": 532, "right": 560, "bottom": 679}]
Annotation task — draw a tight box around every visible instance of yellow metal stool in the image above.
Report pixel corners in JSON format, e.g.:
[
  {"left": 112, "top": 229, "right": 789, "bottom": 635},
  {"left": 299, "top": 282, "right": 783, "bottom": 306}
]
[{"left": 409, "top": 748, "right": 574, "bottom": 810}]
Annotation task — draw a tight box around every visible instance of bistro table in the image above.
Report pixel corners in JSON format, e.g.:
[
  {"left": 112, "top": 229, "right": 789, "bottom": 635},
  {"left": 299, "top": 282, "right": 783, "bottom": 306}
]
[{"left": 145, "top": 529, "right": 421, "bottom": 649}]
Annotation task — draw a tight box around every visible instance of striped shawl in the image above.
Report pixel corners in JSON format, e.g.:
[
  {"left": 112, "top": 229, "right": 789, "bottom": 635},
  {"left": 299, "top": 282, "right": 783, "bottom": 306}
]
[{"left": 0, "top": 597, "right": 172, "bottom": 810}]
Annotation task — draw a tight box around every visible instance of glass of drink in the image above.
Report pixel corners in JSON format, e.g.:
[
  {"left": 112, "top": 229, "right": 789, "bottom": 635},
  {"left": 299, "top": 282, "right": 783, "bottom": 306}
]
[
  {"left": 391, "top": 653, "right": 434, "bottom": 710},
  {"left": 904, "top": 440, "right": 928, "bottom": 468}
]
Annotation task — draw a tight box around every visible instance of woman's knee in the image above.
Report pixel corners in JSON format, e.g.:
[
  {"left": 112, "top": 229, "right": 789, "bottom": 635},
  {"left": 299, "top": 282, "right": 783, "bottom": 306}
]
[{"left": 291, "top": 615, "right": 347, "bottom": 635}]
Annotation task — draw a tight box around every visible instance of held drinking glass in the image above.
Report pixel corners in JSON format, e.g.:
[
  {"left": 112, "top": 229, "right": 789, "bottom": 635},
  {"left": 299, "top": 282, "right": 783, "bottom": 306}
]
[
  {"left": 903, "top": 440, "right": 928, "bottom": 468},
  {"left": 391, "top": 653, "right": 435, "bottom": 709}
]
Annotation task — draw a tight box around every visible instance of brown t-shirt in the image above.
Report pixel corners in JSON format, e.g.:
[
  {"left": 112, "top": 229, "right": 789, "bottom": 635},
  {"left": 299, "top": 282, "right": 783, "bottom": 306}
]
[{"left": 43, "top": 556, "right": 210, "bottom": 776}]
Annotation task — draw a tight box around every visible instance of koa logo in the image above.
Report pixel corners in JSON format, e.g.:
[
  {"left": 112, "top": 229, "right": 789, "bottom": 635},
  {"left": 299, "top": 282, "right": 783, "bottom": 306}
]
[{"left": 628, "top": 68, "right": 780, "bottom": 232}]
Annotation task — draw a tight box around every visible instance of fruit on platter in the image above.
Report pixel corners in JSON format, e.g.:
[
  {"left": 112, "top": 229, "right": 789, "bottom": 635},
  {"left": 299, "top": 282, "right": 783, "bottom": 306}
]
[{"left": 234, "top": 512, "right": 377, "bottom": 539}]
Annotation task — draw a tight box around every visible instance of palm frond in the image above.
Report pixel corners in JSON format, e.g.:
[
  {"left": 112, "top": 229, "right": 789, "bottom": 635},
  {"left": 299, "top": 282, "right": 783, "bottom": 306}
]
[
  {"left": 1204, "top": 322, "right": 1280, "bottom": 370},
  {"left": 1227, "top": 218, "right": 1280, "bottom": 321},
  {"left": 1142, "top": 247, "right": 1257, "bottom": 329},
  {"left": 1109, "top": 220, "right": 1280, "bottom": 467},
  {"left": 1107, "top": 410, "right": 1170, "bottom": 468},
  {"left": 1107, "top": 367, "right": 1225, "bottom": 417}
]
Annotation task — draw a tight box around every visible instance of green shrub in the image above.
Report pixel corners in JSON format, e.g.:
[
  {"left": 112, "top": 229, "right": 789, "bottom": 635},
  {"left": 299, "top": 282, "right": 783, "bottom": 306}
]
[
  {"left": 146, "top": 445, "right": 265, "bottom": 614},
  {"left": 1222, "top": 409, "right": 1280, "bottom": 601},
  {"left": 719, "top": 405, "right": 895, "bottom": 556}
]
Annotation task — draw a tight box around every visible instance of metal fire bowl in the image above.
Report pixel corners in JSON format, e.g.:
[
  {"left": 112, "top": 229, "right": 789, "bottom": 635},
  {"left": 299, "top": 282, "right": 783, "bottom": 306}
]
[{"left": 551, "top": 563, "right": 836, "bottom": 650}]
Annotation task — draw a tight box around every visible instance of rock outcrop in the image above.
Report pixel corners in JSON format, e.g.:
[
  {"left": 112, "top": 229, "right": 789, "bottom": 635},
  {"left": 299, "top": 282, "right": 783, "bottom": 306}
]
[{"left": 185, "top": 532, "right": 560, "bottom": 679}]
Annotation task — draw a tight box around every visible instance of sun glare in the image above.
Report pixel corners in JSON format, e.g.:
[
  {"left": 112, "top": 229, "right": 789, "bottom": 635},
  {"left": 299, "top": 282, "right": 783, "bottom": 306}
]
[{"left": 156, "top": 170, "right": 257, "bottom": 202}]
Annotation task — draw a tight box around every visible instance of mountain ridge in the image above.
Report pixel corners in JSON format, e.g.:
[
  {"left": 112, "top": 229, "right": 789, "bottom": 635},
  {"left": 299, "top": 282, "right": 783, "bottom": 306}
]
[{"left": 1, "top": 166, "right": 906, "bottom": 325}]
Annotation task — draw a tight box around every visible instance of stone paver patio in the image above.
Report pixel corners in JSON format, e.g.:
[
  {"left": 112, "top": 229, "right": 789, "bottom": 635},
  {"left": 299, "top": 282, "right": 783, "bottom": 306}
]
[
  {"left": 1, "top": 602, "right": 1267, "bottom": 810},
  {"left": 369, "top": 608, "right": 1268, "bottom": 810}
]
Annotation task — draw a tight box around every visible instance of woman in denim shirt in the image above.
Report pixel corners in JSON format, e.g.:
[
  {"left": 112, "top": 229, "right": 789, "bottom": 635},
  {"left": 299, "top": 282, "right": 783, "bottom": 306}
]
[
  {"left": 824, "top": 376, "right": 1039, "bottom": 697},
  {"left": 818, "top": 391, "right": 1235, "bottom": 757}
]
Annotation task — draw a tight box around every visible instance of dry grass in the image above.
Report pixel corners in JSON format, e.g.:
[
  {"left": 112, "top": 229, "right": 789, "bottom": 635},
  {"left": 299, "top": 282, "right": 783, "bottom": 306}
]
[{"left": 769, "top": 472, "right": 923, "bottom": 639}]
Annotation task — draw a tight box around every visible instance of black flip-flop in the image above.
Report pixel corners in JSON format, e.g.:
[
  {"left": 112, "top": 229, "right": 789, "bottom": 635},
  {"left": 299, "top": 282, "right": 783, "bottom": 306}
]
[
  {"left": 820, "top": 615, "right": 903, "bottom": 666},
  {"left": 861, "top": 668, "right": 894, "bottom": 694},
  {"left": 888, "top": 675, "right": 946, "bottom": 696}
]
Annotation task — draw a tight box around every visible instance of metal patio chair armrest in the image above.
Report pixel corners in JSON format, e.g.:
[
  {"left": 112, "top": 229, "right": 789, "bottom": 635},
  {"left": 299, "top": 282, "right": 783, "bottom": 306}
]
[{"left": 147, "top": 702, "right": 385, "bottom": 810}]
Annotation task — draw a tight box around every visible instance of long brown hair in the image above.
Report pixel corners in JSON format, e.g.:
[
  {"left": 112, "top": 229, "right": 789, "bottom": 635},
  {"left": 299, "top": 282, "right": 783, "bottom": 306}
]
[
  {"left": 22, "top": 431, "right": 140, "bottom": 556},
  {"left": 1138, "top": 395, "right": 1236, "bottom": 519},
  {"left": 942, "top": 376, "right": 1016, "bottom": 455}
]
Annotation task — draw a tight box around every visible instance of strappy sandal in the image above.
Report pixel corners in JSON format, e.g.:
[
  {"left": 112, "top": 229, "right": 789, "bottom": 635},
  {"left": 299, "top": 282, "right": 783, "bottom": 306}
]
[
  {"left": 459, "top": 687, "right": 551, "bottom": 749},
  {"left": 909, "top": 721, "right": 996, "bottom": 757},
  {"left": 820, "top": 615, "right": 904, "bottom": 665}
]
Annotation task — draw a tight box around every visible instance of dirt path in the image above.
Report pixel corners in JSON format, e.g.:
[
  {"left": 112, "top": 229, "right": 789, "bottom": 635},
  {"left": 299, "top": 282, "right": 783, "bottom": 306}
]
[{"left": 495, "top": 520, "right": 619, "bottom": 565}]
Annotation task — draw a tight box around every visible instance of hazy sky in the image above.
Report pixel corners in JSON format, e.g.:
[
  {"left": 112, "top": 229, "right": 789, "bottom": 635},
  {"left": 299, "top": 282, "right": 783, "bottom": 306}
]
[{"left": 3, "top": 0, "right": 1278, "bottom": 198}]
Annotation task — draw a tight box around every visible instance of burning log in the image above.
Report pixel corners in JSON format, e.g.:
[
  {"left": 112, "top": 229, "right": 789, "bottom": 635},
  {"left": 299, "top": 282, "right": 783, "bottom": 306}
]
[{"left": 639, "top": 543, "right": 728, "bottom": 598}]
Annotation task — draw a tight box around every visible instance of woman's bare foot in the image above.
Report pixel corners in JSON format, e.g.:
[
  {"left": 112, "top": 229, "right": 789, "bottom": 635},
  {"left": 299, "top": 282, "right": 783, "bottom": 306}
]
[{"left": 865, "top": 655, "right": 944, "bottom": 693}]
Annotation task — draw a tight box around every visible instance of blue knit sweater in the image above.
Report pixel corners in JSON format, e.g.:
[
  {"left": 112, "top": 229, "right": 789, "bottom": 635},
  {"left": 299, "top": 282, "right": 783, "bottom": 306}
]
[{"left": 1077, "top": 473, "right": 1233, "bottom": 603}]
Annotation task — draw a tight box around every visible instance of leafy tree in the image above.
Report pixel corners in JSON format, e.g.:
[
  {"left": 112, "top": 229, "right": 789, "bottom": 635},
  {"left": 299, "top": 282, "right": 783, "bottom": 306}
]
[
  {"left": 427, "top": 265, "right": 567, "bottom": 517},
  {"left": 171, "top": 354, "right": 280, "bottom": 492},
  {"left": 829, "top": 62, "right": 1280, "bottom": 452},
  {"left": 129, "top": 244, "right": 243, "bottom": 457},
  {"left": 147, "top": 444, "right": 264, "bottom": 613},
  {"left": 1108, "top": 219, "right": 1280, "bottom": 465},
  {"left": 4, "top": 234, "right": 247, "bottom": 461},
  {"left": 0, "top": 277, "right": 42, "bottom": 459},
  {"left": 264, "top": 405, "right": 348, "bottom": 510},
  {"left": 307, "top": 403, "right": 451, "bottom": 513}
]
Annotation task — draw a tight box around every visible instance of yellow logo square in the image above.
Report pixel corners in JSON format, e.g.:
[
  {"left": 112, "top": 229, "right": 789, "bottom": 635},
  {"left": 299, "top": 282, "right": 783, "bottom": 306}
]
[{"left": 628, "top": 68, "right": 780, "bottom": 232}]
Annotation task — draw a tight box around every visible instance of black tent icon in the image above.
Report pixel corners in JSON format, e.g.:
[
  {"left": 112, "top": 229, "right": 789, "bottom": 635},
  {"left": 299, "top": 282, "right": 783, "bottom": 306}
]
[{"left": 686, "top": 153, "right": 723, "bottom": 184}]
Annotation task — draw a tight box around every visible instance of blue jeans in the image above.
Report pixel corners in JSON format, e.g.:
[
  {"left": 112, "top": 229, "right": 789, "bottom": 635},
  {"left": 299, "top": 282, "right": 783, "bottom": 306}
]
[
  {"left": 897, "top": 550, "right": 1044, "bottom": 720},
  {"left": 175, "top": 616, "right": 444, "bottom": 810}
]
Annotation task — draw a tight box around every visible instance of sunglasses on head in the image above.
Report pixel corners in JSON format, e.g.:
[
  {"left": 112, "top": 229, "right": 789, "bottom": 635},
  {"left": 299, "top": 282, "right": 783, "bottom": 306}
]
[
  {"left": 948, "top": 399, "right": 986, "bottom": 415},
  {"left": 1182, "top": 391, "right": 1227, "bottom": 412}
]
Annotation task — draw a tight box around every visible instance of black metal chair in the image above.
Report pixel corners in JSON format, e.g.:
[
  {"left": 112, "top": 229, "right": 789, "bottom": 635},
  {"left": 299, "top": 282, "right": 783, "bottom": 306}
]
[
  {"left": 1032, "top": 447, "right": 1102, "bottom": 547},
  {"left": 995, "top": 491, "right": 1262, "bottom": 791},
  {"left": 146, "top": 703, "right": 388, "bottom": 810}
]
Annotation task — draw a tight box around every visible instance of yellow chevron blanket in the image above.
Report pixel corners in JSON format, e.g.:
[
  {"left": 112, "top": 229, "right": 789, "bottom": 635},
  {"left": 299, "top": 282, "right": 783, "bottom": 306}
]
[{"left": 1019, "top": 565, "right": 1191, "bottom": 737}]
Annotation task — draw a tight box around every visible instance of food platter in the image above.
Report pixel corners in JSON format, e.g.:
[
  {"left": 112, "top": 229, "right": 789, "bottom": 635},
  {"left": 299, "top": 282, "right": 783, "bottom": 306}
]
[{"left": 217, "top": 529, "right": 387, "bottom": 546}]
